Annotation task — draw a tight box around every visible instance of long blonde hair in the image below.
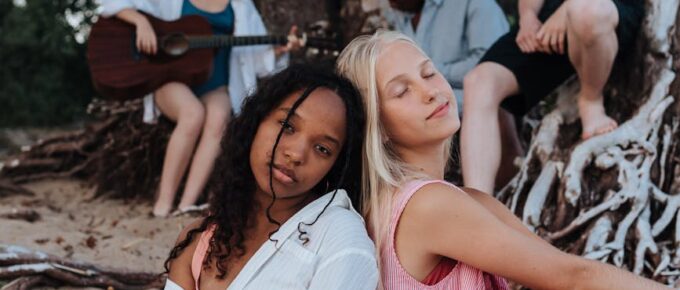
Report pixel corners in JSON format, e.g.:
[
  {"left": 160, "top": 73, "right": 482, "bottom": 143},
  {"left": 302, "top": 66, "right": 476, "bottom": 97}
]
[{"left": 336, "top": 30, "right": 453, "bottom": 258}]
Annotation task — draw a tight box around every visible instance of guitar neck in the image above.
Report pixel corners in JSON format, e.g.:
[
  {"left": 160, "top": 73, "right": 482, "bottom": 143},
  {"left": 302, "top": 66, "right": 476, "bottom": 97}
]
[{"left": 187, "top": 35, "right": 288, "bottom": 48}]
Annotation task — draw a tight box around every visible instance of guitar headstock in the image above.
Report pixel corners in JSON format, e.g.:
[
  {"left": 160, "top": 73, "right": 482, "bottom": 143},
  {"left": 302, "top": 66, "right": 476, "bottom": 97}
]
[{"left": 300, "top": 20, "right": 340, "bottom": 58}]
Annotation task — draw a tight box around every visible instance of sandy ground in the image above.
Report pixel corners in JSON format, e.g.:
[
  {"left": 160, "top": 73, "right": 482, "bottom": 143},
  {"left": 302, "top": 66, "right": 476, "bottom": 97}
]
[{"left": 0, "top": 178, "right": 195, "bottom": 284}]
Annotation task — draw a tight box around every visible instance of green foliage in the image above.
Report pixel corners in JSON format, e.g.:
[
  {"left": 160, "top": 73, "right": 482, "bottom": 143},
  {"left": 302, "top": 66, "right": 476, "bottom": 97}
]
[{"left": 0, "top": 0, "right": 98, "bottom": 127}]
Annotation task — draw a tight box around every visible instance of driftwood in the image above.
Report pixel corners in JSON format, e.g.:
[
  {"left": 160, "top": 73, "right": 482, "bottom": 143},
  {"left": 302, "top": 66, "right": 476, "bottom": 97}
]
[
  {"left": 0, "top": 244, "right": 164, "bottom": 290},
  {"left": 0, "top": 99, "right": 172, "bottom": 200},
  {"left": 0, "top": 209, "right": 40, "bottom": 223},
  {"left": 498, "top": 0, "right": 680, "bottom": 286},
  {"left": 0, "top": 181, "right": 33, "bottom": 197}
]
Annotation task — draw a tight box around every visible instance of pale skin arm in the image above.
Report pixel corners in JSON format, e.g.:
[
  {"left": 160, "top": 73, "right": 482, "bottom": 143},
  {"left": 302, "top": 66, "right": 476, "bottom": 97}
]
[
  {"left": 403, "top": 184, "right": 667, "bottom": 290},
  {"left": 461, "top": 187, "right": 549, "bottom": 245},
  {"left": 114, "top": 8, "right": 157, "bottom": 54},
  {"left": 516, "top": 0, "right": 545, "bottom": 53}
]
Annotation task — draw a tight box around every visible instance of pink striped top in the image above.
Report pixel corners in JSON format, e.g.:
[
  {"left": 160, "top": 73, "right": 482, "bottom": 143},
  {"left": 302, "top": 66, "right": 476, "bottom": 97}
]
[{"left": 382, "top": 179, "right": 509, "bottom": 290}]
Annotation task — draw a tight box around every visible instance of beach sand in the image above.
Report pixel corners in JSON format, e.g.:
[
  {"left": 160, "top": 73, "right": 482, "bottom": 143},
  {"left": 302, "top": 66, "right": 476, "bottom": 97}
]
[{"left": 0, "top": 178, "right": 195, "bottom": 286}]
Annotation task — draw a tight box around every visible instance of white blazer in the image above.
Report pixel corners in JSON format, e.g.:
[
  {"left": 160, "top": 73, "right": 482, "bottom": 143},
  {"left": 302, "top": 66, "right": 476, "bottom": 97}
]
[
  {"left": 99, "top": 0, "right": 286, "bottom": 120},
  {"left": 163, "top": 190, "right": 379, "bottom": 290}
]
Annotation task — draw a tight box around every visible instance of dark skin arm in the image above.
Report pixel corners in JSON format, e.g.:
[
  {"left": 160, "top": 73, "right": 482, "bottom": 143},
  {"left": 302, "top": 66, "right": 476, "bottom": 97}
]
[{"left": 167, "top": 218, "right": 204, "bottom": 290}]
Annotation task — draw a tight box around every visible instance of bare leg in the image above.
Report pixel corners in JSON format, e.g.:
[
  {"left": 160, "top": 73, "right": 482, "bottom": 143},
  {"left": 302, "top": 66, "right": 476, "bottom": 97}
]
[
  {"left": 152, "top": 82, "right": 206, "bottom": 217},
  {"left": 177, "top": 86, "right": 231, "bottom": 210},
  {"left": 566, "top": 0, "right": 620, "bottom": 139},
  {"left": 496, "top": 109, "right": 524, "bottom": 190},
  {"left": 461, "top": 62, "right": 521, "bottom": 194}
]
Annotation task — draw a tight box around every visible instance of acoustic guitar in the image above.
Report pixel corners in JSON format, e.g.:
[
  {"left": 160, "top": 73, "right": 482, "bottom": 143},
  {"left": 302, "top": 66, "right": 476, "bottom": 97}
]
[{"left": 87, "top": 14, "right": 337, "bottom": 101}]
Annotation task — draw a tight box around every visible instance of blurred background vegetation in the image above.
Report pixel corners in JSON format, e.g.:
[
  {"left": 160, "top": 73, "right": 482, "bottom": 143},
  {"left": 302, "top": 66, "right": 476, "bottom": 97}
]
[
  {"left": 0, "top": 0, "right": 517, "bottom": 128},
  {"left": 0, "top": 0, "right": 98, "bottom": 127}
]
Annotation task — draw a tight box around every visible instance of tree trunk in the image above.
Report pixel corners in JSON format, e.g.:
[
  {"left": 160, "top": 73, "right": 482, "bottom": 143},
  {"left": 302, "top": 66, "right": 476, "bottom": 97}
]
[{"left": 499, "top": 0, "right": 680, "bottom": 286}]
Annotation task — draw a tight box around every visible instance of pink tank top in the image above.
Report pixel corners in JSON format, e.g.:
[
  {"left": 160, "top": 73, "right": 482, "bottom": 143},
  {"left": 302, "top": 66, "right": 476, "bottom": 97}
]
[
  {"left": 191, "top": 225, "right": 215, "bottom": 290},
  {"left": 382, "top": 179, "right": 509, "bottom": 290}
]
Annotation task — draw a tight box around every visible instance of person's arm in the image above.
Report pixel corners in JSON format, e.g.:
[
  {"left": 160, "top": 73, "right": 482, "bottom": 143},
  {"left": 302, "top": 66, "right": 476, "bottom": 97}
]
[
  {"left": 404, "top": 183, "right": 667, "bottom": 290},
  {"left": 114, "top": 8, "right": 157, "bottom": 54},
  {"left": 461, "top": 187, "right": 549, "bottom": 246},
  {"left": 432, "top": 0, "right": 509, "bottom": 87},
  {"left": 99, "top": 0, "right": 135, "bottom": 17},
  {"left": 516, "top": 0, "right": 545, "bottom": 53}
]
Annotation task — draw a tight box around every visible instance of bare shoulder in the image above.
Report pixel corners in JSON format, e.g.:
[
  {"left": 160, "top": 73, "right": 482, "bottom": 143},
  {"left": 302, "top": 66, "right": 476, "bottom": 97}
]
[
  {"left": 175, "top": 218, "right": 207, "bottom": 245},
  {"left": 459, "top": 186, "right": 488, "bottom": 196},
  {"left": 458, "top": 186, "right": 498, "bottom": 204},
  {"left": 403, "top": 182, "right": 475, "bottom": 223},
  {"left": 167, "top": 218, "right": 207, "bottom": 288}
]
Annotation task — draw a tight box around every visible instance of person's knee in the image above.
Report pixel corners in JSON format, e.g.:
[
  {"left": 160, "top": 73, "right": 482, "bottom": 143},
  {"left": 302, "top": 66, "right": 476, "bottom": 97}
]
[
  {"left": 203, "top": 107, "right": 229, "bottom": 139},
  {"left": 463, "top": 65, "right": 507, "bottom": 112},
  {"left": 567, "top": 0, "right": 617, "bottom": 43},
  {"left": 156, "top": 81, "right": 187, "bottom": 94},
  {"left": 177, "top": 103, "right": 206, "bottom": 135}
]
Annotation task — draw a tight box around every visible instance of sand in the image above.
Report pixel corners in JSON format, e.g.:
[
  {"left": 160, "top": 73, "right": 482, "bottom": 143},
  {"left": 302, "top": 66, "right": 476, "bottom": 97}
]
[{"left": 0, "top": 178, "right": 195, "bottom": 276}]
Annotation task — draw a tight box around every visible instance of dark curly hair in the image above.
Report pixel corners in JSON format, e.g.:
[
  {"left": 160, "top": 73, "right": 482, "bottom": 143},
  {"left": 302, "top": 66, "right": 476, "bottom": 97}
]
[{"left": 163, "top": 63, "right": 365, "bottom": 279}]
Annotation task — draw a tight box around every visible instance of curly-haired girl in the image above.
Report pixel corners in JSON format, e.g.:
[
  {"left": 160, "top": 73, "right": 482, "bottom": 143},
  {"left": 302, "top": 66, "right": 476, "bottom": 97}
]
[{"left": 162, "top": 64, "right": 377, "bottom": 290}]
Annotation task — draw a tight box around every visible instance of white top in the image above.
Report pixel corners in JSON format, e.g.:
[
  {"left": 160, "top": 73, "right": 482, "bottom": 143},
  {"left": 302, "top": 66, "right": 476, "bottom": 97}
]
[
  {"left": 98, "top": 0, "right": 287, "bottom": 120},
  {"left": 163, "top": 189, "right": 379, "bottom": 290}
]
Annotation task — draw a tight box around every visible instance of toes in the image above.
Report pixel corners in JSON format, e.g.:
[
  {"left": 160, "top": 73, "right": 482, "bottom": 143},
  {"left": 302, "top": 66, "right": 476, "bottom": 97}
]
[
  {"left": 582, "top": 121, "right": 618, "bottom": 140},
  {"left": 597, "top": 121, "right": 618, "bottom": 135},
  {"left": 581, "top": 131, "right": 592, "bottom": 140}
]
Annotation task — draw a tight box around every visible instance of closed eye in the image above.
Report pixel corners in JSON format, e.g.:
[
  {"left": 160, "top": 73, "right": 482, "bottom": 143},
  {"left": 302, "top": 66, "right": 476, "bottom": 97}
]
[{"left": 396, "top": 86, "right": 409, "bottom": 98}]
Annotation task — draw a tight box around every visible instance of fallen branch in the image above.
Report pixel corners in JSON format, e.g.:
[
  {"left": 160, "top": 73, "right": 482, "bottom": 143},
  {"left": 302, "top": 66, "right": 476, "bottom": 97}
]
[{"left": 0, "top": 244, "right": 163, "bottom": 289}]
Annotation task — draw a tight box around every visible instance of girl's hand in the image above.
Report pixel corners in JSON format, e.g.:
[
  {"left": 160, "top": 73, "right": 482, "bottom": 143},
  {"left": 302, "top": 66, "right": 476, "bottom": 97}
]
[
  {"left": 135, "top": 16, "right": 157, "bottom": 55},
  {"left": 275, "top": 25, "right": 303, "bottom": 57},
  {"left": 536, "top": 5, "right": 567, "bottom": 54},
  {"left": 516, "top": 13, "right": 543, "bottom": 54}
]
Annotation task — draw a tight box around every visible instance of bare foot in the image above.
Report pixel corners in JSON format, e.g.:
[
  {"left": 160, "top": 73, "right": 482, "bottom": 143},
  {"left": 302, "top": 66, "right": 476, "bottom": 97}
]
[
  {"left": 578, "top": 97, "right": 618, "bottom": 140},
  {"left": 152, "top": 202, "right": 173, "bottom": 218}
]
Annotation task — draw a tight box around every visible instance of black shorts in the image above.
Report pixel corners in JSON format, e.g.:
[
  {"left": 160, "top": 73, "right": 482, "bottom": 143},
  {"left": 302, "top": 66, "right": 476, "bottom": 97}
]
[{"left": 479, "top": 0, "right": 644, "bottom": 117}]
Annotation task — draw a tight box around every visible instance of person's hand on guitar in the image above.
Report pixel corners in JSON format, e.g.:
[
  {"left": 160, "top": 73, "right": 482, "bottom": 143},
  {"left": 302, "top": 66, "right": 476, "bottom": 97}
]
[
  {"left": 114, "top": 9, "right": 157, "bottom": 55},
  {"left": 135, "top": 17, "right": 158, "bottom": 55},
  {"left": 274, "top": 25, "right": 303, "bottom": 57}
]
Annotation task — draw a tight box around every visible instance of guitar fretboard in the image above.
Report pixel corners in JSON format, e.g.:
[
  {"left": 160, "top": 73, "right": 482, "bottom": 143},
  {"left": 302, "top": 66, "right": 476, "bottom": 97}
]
[{"left": 187, "top": 35, "right": 289, "bottom": 48}]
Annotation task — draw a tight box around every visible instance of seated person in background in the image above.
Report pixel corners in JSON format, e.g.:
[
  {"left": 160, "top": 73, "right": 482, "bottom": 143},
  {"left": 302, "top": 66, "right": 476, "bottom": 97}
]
[
  {"left": 381, "top": 0, "right": 509, "bottom": 113},
  {"left": 99, "top": 0, "right": 301, "bottom": 216},
  {"left": 460, "top": 0, "right": 644, "bottom": 194}
]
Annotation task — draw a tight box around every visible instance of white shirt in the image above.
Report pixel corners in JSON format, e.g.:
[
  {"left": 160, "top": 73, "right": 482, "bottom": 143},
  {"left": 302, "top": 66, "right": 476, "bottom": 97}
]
[
  {"left": 164, "top": 189, "right": 379, "bottom": 290},
  {"left": 98, "top": 0, "right": 287, "bottom": 120}
]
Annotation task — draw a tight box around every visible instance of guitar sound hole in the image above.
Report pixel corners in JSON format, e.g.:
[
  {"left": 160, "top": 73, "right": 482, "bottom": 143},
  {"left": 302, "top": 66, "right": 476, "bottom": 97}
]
[{"left": 162, "top": 33, "right": 190, "bottom": 57}]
